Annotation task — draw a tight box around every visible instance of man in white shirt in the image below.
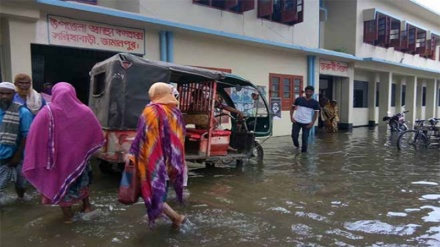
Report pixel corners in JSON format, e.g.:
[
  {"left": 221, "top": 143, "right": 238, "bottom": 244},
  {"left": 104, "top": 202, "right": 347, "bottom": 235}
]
[{"left": 290, "top": 86, "right": 320, "bottom": 153}]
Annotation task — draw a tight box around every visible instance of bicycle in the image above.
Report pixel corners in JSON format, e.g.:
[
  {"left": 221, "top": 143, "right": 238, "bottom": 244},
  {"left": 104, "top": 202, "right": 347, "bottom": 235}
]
[{"left": 397, "top": 118, "right": 440, "bottom": 151}]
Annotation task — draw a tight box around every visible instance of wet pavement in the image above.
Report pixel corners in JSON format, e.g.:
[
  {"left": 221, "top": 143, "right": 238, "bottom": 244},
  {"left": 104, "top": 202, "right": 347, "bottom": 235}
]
[{"left": 1, "top": 127, "right": 440, "bottom": 246}]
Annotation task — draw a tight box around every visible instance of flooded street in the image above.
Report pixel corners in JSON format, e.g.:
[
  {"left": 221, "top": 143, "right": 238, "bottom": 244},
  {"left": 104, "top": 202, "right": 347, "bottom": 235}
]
[{"left": 1, "top": 127, "right": 440, "bottom": 246}]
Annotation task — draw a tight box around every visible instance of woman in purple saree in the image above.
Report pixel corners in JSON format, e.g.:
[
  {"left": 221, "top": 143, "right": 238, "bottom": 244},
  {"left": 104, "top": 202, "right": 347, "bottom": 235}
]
[{"left": 23, "top": 82, "right": 104, "bottom": 222}]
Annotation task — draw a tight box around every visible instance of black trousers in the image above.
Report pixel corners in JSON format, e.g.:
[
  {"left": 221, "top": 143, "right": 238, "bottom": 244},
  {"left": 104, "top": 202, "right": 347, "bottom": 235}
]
[{"left": 291, "top": 122, "right": 311, "bottom": 152}]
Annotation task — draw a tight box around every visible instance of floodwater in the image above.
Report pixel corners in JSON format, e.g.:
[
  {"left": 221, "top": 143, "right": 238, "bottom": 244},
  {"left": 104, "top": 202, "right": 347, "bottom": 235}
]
[{"left": 1, "top": 127, "right": 440, "bottom": 247}]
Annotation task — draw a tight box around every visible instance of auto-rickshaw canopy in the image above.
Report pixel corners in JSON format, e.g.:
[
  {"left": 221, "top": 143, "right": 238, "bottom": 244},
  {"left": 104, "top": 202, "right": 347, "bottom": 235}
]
[
  {"left": 89, "top": 53, "right": 270, "bottom": 136},
  {"left": 89, "top": 53, "right": 228, "bottom": 130}
]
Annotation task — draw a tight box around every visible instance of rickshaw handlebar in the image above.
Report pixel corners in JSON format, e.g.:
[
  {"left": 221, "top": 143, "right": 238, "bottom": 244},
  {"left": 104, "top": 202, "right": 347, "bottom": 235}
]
[{"left": 214, "top": 112, "right": 246, "bottom": 121}]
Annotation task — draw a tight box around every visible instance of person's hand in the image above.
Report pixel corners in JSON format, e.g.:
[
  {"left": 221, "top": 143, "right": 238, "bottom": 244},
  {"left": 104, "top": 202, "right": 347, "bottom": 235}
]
[
  {"left": 306, "top": 123, "right": 313, "bottom": 129},
  {"left": 8, "top": 157, "right": 20, "bottom": 167},
  {"left": 124, "top": 153, "right": 133, "bottom": 164},
  {"left": 291, "top": 118, "right": 296, "bottom": 123}
]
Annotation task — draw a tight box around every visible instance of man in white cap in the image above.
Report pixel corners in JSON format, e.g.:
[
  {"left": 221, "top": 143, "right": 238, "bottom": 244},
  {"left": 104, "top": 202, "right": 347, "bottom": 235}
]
[{"left": 0, "top": 82, "right": 33, "bottom": 202}]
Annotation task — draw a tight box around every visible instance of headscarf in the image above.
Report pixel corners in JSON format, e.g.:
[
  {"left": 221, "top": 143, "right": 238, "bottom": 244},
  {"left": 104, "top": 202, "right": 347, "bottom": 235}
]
[
  {"left": 149, "top": 82, "right": 178, "bottom": 105},
  {"left": 23, "top": 82, "right": 105, "bottom": 204},
  {"left": 25, "top": 89, "right": 43, "bottom": 115},
  {"left": 14, "top": 74, "right": 43, "bottom": 115},
  {"left": 129, "top": 82, "right": 185, "bottom": 225}
]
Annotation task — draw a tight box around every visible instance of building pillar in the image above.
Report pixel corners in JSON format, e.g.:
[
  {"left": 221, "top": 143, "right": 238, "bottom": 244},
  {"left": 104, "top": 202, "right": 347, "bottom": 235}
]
[
  {"left": 368, "top": 73, "right": 378, "bottom": 126},
  {"left": 5, "top": 19, "right": 35, "bottom": 81},
  {"left": 378, "top": 72, "right": 392, "bottom": 127},
  {"left": 405, "top": 76, "right": 417, "bottom": 127},
  {"left": 339, "top": 65, "right": 354, "bottom": 130}
]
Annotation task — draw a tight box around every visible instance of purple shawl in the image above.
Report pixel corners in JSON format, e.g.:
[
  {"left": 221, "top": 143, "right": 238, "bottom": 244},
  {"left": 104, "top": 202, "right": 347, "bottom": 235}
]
[{"left": 23, "top": 82, "right": 105, "bottom": 204}]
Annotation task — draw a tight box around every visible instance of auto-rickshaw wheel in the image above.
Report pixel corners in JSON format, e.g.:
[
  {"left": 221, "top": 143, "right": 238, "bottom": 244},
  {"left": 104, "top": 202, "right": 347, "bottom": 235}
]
[
  {"left": 252, "top": 142, "right": 264, "bottom": 162},
  {"left": 98, "top": 159, "right": 113, "bottom": 174},
  {"left": 236, "top": 142, "right": 264, "bottom": 166},
  {"left": 236, "top": 159, "right": 244, "bottom": 167}
]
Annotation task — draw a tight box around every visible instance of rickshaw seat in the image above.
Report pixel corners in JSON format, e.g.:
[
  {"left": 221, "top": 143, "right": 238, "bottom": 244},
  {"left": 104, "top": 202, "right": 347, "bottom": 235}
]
[
  {"left": 183, "top": 114, "right": 210, "bottom": 127},
  {"left": 183, "top": 114, "right": 231, "bottom": 140},
  {"left": 187, "top": 128, "right": 231, "bottom": 137}
]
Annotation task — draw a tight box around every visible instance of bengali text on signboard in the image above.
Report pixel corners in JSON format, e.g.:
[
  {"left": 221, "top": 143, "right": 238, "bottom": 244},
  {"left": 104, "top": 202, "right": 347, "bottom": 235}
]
[
  {"left": 48, "top": 15, "right": 145, "bottom": 54},
  {"left": 319, "top": 59, "right": 349, "bottom": 77}
]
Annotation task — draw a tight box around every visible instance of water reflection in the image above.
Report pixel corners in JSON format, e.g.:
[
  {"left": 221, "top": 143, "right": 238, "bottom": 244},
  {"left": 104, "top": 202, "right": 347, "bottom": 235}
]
[{"left": 1, "top": 127, "right": 440, "bottom": 246}]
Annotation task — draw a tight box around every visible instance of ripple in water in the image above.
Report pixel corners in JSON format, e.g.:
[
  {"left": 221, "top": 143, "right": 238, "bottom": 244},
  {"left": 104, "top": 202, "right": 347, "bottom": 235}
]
[
  {"left": 387, "top": 212, "right": 408, "bottom": 217},
  {"left": 344, "top": 220, "right": 419, "bottom": 236},
  {"left": 420, "top": 194, "right": 440, "bottom": 200},
  {"left": 420, "top": 206, "right": 440, "bottom": 223},
  {"left": 411, "top": 181, "right": 439, "bottom": 186}
]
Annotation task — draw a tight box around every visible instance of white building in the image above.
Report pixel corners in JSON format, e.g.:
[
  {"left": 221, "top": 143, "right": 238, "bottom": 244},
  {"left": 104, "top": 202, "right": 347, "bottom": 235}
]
[{"left": 1, "top": 0, "right": 439, "bottom": 136}]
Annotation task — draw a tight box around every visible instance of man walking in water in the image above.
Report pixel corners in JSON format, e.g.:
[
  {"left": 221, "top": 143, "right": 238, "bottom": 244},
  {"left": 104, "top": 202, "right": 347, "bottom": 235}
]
[{"left": 290, "top": 85, "right": 320, "bottom": 153}]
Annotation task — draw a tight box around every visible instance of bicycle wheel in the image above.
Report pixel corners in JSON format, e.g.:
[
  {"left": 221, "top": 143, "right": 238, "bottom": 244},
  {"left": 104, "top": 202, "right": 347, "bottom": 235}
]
[{"left": 397, "top": 130, "right": 428, "bottom": 151}]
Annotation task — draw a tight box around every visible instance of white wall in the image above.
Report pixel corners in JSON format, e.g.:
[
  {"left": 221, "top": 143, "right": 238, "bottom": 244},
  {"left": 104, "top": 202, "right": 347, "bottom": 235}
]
[
  {"left": 352, "top": 108, "right": 369, "bottom": 126},
  {"left": 137, "top": 0, "right": 320, "bottom": 49},
  {"left": 174, "top": 34, "right": 308, "bottom": 136},
  {"left": 0, "top": 18, "right": 11, "bottom": 81},
  {"left": 352, "top": 70, "right": 371, "bottom": 126},
  {"left": 5, "top": 19, "right": 35, "bottom": 81},
  {"left": 322, "top": 0, "right": 357, "bottom": 54},
  {"left": 0, "top": 2, "right": 39, "bottom": 81},
  {"left": 98, "top": 0, "right": 140, "bottom": 13}
]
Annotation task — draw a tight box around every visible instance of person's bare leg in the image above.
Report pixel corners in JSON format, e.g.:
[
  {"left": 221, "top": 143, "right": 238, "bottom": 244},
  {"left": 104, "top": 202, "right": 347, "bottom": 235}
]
[
  {"left": 61, "top": 206, "right": 74, "bottom": 223},
  {"left": 162, "top": 202, "right": 185, "bottom": 229},
  {"left": 81, "top": 197, "right": 92, "bottom": 213}
]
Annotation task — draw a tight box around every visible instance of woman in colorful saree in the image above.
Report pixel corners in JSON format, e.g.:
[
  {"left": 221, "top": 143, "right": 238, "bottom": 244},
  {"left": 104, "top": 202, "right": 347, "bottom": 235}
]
[
  {"left": 127, "top": 82, "right": 186, "bottom": 229},
  {"left": 322, "top": 99, "right": 339, "bottom": 133},
  {"left": 22, "top": 82, "right": 105, "bottom": 223},
  {"left": 329, "top": 100, "right": 339, "bottom": 132}
]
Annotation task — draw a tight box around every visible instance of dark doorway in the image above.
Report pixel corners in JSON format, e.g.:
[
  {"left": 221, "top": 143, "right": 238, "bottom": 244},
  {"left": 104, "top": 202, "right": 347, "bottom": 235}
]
[
  {"left": 318, "top": 75, "right": 334, "bottom": 128},
  {"left": 31, "top": 44, "right": 117, "bottom": 104},
  {"left": 319, "top": 75, "right": 334, "bottom": 102}
]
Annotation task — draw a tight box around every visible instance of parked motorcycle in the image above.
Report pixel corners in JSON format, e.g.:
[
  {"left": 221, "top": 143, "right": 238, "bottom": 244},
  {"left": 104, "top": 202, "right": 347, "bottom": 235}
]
[{"left": 382, "top": 109, "right": 409, "bottom": 132}]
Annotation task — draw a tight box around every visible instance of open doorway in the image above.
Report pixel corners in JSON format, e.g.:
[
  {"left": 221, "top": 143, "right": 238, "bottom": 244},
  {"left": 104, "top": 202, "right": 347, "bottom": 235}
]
[
  {"left": 31, "top": 44, "right": 117, "bottom": 104},
  {"left": 319, "top": 75, "right": 334, "bottom": 102},
  {"left": 318, "top": 75, "right": 334, "bottom": 128}
]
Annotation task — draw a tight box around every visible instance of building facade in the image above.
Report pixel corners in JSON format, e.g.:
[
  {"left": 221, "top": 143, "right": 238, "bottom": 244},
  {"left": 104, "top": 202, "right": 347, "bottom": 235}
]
[{"left": 0, "top": 0, "right": 439, "bottom": 136}]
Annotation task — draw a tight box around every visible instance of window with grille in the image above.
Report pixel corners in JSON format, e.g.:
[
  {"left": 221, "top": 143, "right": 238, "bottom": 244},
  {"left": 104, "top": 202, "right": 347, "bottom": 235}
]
[
  {"left": 269, "top": 73, "right": 303, "bottom": 111},
  {"left": 258, "top": 0, "right": 304, "bottom": 25},
  {"left": 391, "top": 84, "right": 396, "bottom": 107},
  {"left": 193, "top": 0, "right": 255, "bottom": 13},
  {"left": 353, "top": 80, "right": 368, "bottom": 108},
  {"left": 402, "top": 85, "right": 406, "bottom": 106}
]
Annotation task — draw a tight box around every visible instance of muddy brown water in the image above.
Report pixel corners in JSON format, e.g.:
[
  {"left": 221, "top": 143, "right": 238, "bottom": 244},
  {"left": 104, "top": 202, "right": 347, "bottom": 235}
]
[{"left": 1, "top": 127, "right": 439, "bottom": 246}]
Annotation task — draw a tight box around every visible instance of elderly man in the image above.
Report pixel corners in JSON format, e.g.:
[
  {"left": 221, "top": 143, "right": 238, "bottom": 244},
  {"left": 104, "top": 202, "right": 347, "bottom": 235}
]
[
  {"left": 13, "top": 73, "right": 45, "bottom": 115},
  {"left": 0, "top": 82, "right": 33, "bottom": 200}
]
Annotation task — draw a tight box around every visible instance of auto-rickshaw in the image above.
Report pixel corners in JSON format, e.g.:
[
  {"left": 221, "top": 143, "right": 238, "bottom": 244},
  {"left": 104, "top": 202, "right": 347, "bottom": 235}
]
[{"left": 88, "top": 53, "right": 272, "bottom": 173}]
